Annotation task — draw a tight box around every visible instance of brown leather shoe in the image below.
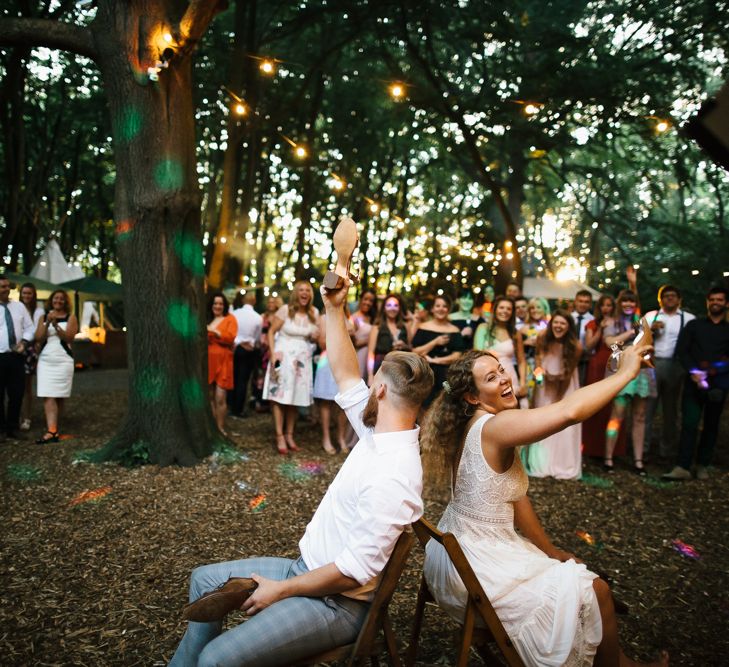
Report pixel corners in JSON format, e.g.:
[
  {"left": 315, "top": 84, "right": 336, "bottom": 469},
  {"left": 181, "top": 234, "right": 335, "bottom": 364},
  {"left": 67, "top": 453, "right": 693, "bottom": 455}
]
[{"left": 182, "top": 577, "right": 258, "bottom": 622}]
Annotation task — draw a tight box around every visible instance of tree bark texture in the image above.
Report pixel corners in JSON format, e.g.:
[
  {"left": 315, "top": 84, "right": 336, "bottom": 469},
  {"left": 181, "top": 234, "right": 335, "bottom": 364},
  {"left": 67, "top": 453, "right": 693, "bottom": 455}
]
[{"left": 0, "top": 0, "right": 226, "bottom": 465}]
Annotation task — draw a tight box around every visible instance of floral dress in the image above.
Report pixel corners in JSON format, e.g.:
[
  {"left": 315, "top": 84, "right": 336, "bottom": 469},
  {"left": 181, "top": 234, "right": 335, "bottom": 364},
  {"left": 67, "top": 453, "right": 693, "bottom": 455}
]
[{"left": 262, "top": 305, "right": 319, "bottom": 407}]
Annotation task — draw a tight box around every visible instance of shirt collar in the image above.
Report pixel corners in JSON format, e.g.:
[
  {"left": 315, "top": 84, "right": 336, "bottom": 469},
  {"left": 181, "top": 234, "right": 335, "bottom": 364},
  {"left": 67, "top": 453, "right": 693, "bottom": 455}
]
[{"left": 369, "top": 425, "right": 420, "bottom": 454}]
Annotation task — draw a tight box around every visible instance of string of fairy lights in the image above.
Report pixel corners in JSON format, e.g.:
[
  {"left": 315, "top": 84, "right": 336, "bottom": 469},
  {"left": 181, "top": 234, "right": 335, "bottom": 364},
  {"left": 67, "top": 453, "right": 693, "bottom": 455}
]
[{"left": 150, "top": 34, "right": 688, "bottom": 298}]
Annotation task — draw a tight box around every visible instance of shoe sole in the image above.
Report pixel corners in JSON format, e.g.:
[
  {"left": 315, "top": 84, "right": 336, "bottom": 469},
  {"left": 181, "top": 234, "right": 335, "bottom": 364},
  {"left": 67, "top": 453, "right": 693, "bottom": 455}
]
[
  {"left": 323, "top": 217, "right": 358, "bottom": 290},
  {"left": 182, "top": 579, "right": 258, "bottom": 622}
]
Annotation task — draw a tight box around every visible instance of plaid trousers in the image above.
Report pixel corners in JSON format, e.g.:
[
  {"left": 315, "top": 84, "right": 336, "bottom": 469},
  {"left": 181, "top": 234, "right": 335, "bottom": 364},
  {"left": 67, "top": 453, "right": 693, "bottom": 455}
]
[{"left": 168, "top": 556, "right": 368, "bottom": 667}]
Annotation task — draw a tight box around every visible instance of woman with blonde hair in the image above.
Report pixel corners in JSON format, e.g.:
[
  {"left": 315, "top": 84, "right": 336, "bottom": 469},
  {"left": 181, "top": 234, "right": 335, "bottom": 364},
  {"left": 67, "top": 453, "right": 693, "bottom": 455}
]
[
  {"left": 262, "top": 281, "right": 320, "bottom": 454},
  {"left": 420, "top": 346, "right": 666, "bottom": 667},
  {"left": 35, "top": 289, "right": 78, "bottom": 444}
]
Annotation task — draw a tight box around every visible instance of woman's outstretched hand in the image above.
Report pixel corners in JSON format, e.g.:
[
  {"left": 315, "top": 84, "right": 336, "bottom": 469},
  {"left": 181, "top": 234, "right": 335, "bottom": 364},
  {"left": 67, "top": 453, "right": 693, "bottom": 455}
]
[{"left": 618, "top": 342, "right": 653, "bottom": 378}]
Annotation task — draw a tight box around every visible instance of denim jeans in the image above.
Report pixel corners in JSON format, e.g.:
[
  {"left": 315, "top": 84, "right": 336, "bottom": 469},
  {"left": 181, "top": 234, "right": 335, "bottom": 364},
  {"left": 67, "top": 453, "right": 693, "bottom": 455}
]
[
  {"left": 677, "top": 379, "right": 728, "bottom": 469},
  {"left": 168, "top": 556, "right": 368, "bottom": 667}
]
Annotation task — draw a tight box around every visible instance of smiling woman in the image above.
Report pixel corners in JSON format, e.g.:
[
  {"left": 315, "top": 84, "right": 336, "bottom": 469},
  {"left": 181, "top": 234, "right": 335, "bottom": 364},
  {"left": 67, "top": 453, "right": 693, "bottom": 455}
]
[{"left": 420, "top": 344, "right": 668, "bottom": 667}]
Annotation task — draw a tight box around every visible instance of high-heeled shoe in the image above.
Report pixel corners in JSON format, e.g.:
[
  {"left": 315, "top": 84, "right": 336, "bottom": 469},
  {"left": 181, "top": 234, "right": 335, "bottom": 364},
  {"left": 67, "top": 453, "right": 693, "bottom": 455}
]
[
  {"left": 632, "top": 317, "right": 654, "bottom": 368},
  {"left": 275, "top": 433, "right": 288, "bottom": 456},
  {"left": 602, "top": 458, "right": 615, "bottom": 473},
  {"left": 323, "top": 216, "right": 359, "bottom": 291},
  {"left": 633, "top": 459, "right": 647, "bottom": 476},
  {"left": 285, "top": 433, "right": 300, "bottom": 452}
]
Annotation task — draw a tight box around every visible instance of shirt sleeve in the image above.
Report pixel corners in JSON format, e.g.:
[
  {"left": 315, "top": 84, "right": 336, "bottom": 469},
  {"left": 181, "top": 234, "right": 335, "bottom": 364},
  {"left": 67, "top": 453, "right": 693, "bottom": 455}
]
[
  {"left": 334, "top": 470, "right": 423, "bottom": 585},
  {"left": 334, "top": 379, "right": 370, "bottom": 440},
  {"left": 20, "top": 306, "right": 35, "bottom": 342}
]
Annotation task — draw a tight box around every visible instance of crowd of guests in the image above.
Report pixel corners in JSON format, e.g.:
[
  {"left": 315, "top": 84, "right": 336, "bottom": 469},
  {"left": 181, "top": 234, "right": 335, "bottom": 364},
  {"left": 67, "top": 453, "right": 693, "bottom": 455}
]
[
  {"left": 209, "top": 275, "right": 729, "bottom": 481},
  {"left": 0, "top": 274, "right": 79, "bottom": 444}
]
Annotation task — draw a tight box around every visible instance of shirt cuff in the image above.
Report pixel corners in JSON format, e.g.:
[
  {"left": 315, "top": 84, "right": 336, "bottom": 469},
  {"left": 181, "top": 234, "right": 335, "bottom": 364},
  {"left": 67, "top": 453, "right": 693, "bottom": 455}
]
[
  {"left": 334, "top": 547, "right": 374, "bottom": 586},
  {"left": 334, "top": 379, "right": 369, "bottom": 410}
]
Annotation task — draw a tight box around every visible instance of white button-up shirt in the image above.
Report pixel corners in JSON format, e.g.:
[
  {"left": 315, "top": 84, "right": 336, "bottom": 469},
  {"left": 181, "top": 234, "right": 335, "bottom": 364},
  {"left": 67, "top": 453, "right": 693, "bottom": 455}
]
[
  {"left": 0, "top": 300, "right": 35, "bottom": 353},
  {"left": 299, "top": 379, "right": 423, "bottom": 600},
  {"left": 231, "top": 304, "right": 263, "bottom": 347},
  {"left": 571, "top": 310, "right": 594, "bottom": 347},
  {"left": 644, "top": 309, "right": 695, "bottom": 359}
]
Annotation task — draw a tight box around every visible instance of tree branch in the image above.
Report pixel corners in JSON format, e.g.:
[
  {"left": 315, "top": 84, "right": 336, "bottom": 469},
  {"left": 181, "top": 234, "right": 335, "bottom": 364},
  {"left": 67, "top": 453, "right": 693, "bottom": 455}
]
[
  {"left": 178, "top": 0, "right": 228, "bottom": 54},
  {"left": 0, "top": 17, "right": 97, "bottom": 60}
]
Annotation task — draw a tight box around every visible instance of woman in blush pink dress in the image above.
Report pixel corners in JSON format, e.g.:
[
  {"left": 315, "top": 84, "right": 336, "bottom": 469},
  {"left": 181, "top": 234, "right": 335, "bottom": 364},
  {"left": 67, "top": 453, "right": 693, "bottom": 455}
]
[{"left": 523, "top": 310, "right": 583, "bottom": 479}]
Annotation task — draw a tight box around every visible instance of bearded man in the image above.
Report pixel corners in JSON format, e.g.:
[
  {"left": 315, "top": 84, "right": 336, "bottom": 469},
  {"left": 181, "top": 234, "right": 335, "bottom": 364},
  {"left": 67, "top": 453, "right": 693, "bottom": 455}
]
[{"left": 169, "top": 276, "right": 434, "bottom": 667}]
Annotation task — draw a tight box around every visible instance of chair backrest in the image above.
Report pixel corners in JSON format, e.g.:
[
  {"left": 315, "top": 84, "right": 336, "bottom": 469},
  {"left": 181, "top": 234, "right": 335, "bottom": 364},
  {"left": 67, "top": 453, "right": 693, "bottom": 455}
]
[
  {"left": 412, "top": 517, "right": 525, "bottom": 667},
  {"left": 349, "top": 527, "right": 415, "bottom": 660}
]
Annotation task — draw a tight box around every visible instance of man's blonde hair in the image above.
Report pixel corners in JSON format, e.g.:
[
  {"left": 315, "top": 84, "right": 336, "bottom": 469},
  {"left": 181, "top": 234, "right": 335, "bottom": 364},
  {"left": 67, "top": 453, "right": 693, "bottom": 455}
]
[{"left": 379, "top": 351, "right": 434, "bottom": 408}]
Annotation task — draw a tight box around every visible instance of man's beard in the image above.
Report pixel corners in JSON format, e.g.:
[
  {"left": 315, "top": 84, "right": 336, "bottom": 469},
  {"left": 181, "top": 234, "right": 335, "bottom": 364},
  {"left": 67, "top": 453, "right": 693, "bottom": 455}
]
[{"left": 361, "top": 389, "right": 379, "bottom": 428}]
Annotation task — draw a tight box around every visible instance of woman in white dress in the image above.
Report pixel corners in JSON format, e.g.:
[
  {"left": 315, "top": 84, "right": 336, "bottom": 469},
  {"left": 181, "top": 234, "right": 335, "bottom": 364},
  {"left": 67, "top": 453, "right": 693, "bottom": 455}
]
[
  {"left": 263, "top": 281, "right": 320, "bottom": 455},
  {"left": 35, "top": 290, "right": 78, "bottom": 444},
  {"left": 421, "top": 346, "right": 667, "bottom": 667},
  {"left": 524, "top": 309, "right": 583, "bottom": 479}
]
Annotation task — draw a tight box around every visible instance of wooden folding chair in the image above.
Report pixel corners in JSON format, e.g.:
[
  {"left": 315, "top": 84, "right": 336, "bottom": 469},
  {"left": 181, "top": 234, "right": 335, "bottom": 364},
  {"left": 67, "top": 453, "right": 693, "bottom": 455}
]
[
  {"left": 293, "top": 528, "right": 415, "bottom": 666},
  {"left": 404, "top": 518, "right": 525, "bottom": 667}
]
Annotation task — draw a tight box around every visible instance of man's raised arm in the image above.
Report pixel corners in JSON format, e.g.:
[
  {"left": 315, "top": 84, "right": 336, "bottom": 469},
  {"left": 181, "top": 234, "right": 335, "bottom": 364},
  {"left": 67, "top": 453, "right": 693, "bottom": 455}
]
[{"left": 320, "top": 278, "right": 361, "bottom": 393}]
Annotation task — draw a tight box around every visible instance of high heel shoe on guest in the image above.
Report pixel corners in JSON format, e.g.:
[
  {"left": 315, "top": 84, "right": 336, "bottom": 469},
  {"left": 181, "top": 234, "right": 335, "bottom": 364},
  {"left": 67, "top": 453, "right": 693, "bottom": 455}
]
[
  {"left": 633, "top": 459, "right": 647, "bottom": 476},
  {"left": 275, "top": 433, "right": 288, "bottom": 456},
  {"left": 602, "top": 458, "right": 615, "bottom": 473},
  {"left": 323, "top": 216, "right": 359, "bottom": 291}
]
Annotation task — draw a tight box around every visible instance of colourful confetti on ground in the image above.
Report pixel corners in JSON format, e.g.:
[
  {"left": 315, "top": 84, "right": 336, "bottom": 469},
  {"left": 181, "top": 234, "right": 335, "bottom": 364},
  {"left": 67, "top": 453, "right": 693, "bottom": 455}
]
[
  {"left": 59, "top": 434, "right": 74, "bottom": 441},
  {"left": 249, "top": 493, "right": 267, "bottom": 513},
  {"left": 576, "top": 530, "right": 605, "bottom": 550},
  {"left": 642, "top": 476, "right": 676, "bottom": 489},
  {"left": 671, "top": 539, "right": 701, "bottom": 560},
  {"left": 68, "top": 486, "right": 113, "bottom": 507},
  {"left": 580, "top": 474, "right": 614, "bottom": 489},
  {"left": 6, "top": 463, "right": 42, "bottom": 482},
  {"left": 213, "top": 444, "right": 251, "bottom": 465},
  {"left": 278, "top": 460, "right": 325, "bottom": 482},
  {"left": 72, "top": 450, "right": 95, "bottom": 464}
]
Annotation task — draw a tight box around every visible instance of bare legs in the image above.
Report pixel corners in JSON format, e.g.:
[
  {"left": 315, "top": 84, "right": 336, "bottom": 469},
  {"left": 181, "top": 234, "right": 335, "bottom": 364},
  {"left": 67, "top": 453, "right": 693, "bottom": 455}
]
[
  {"left": 604, "top": 395, "right": 647, "bottom": 472},
  {"left": 209, "top": 384, "right": 227, "bottom": 435},
  {"left": 593, "top": 579, "right": 668, "bottom": 667},
  {"left": 21, "top": 376, "right": 33, "bottom": 426},
  {"left": 319, "top": 400, "right": 336, "bottom": 454},
  {"left": 318, "top": 401, "right": 351, "bottom": 455},
  {"left": 631, "top": 398, "right": 647, "bottom": 470},
  {"left": 271, "top": 402, "right": 300, "bottom": 454}
]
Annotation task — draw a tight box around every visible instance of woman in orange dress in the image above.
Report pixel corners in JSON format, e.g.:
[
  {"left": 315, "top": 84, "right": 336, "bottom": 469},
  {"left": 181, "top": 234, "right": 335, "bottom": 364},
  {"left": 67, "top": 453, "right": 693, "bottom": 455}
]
[{"left": 207, "top": 292, "right": 238, "bottom": 435}]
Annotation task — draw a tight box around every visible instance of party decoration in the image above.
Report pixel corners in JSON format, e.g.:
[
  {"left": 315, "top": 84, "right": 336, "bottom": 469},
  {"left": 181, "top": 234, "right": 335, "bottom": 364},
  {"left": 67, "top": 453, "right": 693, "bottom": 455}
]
[
  {"left": 249, "top": 493, "right": 267, "bottom": 513},
  {"left": 279, "top": 460, "right": 325, "bottom": 482},
  {"left": 6, "top": 463, "right": 42, "bottom": 482},
  {"left": 580, "top": 473, "right": 613, "bottom": 488},
  {"left": 671, "top": 539, "right": 701, "bottom": 560},
  {"left": 68, "top": 486, "right": 112, "bottom": 507}
]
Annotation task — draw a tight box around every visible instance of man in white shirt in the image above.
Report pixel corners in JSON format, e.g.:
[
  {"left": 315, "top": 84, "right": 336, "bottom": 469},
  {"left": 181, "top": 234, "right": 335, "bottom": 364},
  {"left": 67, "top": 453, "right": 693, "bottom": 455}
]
[
  {"left": 0, "top": 275, "right": 35, "bottom": 441},
  {"left": 643, "top": 285, "right": 695, "bottom": 459},
  {"left": 571, "top": 290, "right": 595, "bottom": 386},
  {"left": 229, "top": 292, "right": 263, "bottom": 418},
  {"left": 169, "top": 277, "right": 434, "bottom": 667}
]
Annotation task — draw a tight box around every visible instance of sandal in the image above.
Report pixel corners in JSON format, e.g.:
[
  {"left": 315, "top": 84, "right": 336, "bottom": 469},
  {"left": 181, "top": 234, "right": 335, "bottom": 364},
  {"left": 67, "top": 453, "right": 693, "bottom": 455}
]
[
  {"left": 323, "top": 216, "right": 359, "bottom": 291},
  {"left": 275, "top": 433, "right": 288, "bottom": 456},
  {"left": 633, "top": 459, "right": 647, "bottom": 476},
  {"left": 36, "top": 430, "right": 59, "bottom": 445},
  {"left": 322, "top": 441, "right": 337, "bottom": 456},
  {"left": 602, "top": 458, "right": 614, "bottom": 473}
]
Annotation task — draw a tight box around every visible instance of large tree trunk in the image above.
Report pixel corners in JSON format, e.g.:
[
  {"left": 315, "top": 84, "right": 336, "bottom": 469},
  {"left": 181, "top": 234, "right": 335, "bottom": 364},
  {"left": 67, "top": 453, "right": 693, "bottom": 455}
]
[{"left": 86, "top": 2, "right": 223, "bottom": 465}]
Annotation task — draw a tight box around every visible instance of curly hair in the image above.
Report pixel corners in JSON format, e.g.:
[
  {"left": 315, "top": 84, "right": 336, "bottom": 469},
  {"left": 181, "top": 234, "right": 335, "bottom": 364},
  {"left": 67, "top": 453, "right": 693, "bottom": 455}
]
[{"left": 420, "top": 349, "right": 498, "bottom": 500}]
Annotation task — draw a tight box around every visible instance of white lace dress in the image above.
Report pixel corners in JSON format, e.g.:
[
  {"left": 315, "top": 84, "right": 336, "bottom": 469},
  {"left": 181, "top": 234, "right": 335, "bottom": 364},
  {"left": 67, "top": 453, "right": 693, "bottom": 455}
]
[{"left": 424, "top": 413, "right": 602, "bottom": 667}]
